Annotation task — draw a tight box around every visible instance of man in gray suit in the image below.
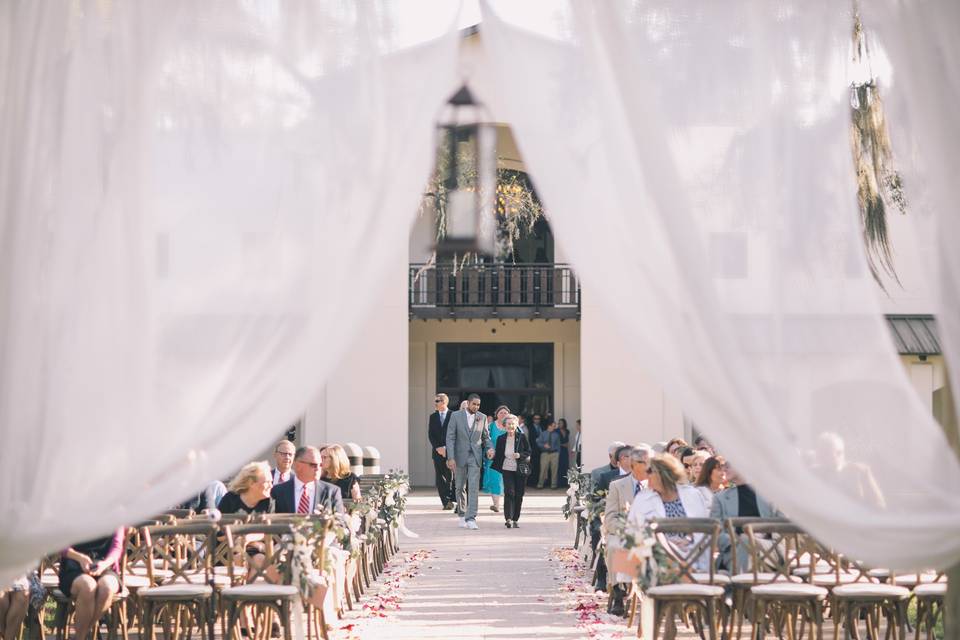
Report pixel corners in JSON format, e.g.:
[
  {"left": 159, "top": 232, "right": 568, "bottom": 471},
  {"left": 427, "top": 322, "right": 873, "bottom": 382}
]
[
  {"left": 445, "top": 393, "right": 493, "bottom": 530},
  {"left": 709, "top": 465, "right": 783, "bottom": 572}
]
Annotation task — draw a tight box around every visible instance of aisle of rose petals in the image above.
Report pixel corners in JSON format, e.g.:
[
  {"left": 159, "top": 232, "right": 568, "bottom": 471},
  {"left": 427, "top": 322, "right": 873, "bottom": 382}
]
[
  {"left": 334, "top": 549, "right": 434, "bottom": 639},
  {"left": 549, "top": 546, "right": 630, "bottom": 640}
]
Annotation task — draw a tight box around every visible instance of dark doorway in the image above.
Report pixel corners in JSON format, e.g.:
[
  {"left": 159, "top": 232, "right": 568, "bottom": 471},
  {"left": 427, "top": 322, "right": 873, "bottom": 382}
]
[{"left": 437, "top": 343, "right": 553, "bottom": 418}]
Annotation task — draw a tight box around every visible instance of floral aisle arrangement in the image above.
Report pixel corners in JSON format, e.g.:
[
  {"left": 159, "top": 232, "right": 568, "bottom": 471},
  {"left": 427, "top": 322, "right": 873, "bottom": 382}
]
[
  {"left": 606, "top": 514, "right": 680, "bottom": 590},
  {"left": 562, "top": 469, "right": 590, "bottom": 520},
  {"left": 375, "top": 470, "right": 410, "bottom": 530}
]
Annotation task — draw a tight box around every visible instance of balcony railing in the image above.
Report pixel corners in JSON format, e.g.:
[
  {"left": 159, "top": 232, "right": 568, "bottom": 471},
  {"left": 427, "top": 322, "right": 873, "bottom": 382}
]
[{"left": 409, "top": 262, "right": 580, "bottom": 319}]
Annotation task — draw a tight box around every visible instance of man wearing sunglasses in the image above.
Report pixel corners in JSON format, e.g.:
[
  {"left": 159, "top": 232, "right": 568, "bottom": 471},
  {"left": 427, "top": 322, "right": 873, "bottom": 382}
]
[
  {"left": 271, "top": 445, "right": 345, "bottom": 514},
  {"left": 428, "top": 393, "right": 457, "bottom": 511}
]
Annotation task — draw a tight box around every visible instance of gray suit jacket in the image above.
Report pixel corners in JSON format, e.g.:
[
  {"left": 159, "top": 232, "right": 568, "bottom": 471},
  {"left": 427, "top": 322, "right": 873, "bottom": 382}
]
[
  {"left": 710, "top": 485, "right": 783, "bottom": 571},
  {"left": 445, "top": 409, "right": 492, "bottom": 467},
  {"left": 603, "top": 475, "right": 640, "bottom": 535}
]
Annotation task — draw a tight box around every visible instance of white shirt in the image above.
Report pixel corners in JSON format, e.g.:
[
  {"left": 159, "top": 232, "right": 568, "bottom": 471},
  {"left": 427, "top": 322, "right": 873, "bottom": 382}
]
[
  {"left": 438, "top": 410, "right": 448, "bottom": 424},
  {"left": 293, "top": 477, "right": 315, "bottom": 512},
  {"left": 503, "top": 435, "right": 518, "bottom": 471},
  {"left": 274, "top": 469, "right": 291, "bottom": 485},
  {"left": 467, "top": 411, "right": 476, "bottom": 430}
]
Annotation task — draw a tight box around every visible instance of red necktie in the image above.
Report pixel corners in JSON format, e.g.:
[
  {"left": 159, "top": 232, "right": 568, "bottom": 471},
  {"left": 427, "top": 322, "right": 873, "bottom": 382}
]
[{"left": 297, "top": 485, "right": 310, "bottom": 514}]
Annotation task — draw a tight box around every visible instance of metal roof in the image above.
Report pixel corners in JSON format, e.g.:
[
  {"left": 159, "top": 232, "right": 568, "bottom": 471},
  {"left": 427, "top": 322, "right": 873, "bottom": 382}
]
[{"left": 886, "top": 315, "right": 941, "bottom": 355}]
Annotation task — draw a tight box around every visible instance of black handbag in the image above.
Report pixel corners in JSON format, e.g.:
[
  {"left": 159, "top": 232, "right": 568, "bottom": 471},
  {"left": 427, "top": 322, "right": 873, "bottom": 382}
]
[{"left": 517, "top": 459, "right": 532, "bottom": 477}]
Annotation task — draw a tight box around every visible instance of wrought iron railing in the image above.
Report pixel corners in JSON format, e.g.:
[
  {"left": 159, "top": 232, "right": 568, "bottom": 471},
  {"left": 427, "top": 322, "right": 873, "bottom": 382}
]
[{"left": 409, "top": 263, "right": 580, "bottom": 318}]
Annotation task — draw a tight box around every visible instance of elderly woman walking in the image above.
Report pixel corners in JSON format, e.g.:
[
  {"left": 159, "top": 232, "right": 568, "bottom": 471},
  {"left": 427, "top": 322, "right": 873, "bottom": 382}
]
[{"left": 491, "top": 414, "right": 532, "bottom": 528}]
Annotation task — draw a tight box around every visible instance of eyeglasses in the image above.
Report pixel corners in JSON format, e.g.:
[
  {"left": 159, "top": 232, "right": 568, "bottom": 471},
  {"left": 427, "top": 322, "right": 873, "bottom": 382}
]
[
  {"left": 434, "top": 399, "right": 443, "bottom": 403},
  {"left": 275, "top": 451, "right": 294, "bottom": 457},
  {"left": 297, "top": 460, "right": 320, "bottom": 469}
]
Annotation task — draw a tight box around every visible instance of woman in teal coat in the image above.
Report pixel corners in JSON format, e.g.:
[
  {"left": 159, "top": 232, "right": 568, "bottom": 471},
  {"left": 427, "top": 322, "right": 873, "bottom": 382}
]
[{"left": 483, "top": 405, "right": 509, "bottom": 512}]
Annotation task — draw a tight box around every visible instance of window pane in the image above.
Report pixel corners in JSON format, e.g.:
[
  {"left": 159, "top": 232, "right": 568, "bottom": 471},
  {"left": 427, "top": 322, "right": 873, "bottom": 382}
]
[
  {"left": 531, "top": 344, "right": 552, "bottom": 388},
  {"left": 437, "top": 343, "right": 459, "bottom": 387}
]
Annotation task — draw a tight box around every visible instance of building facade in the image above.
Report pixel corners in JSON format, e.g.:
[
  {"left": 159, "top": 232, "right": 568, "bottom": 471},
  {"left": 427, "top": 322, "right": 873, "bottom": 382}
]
[{"left": 295, "top": 117, "right": 950, "bottom": 486}]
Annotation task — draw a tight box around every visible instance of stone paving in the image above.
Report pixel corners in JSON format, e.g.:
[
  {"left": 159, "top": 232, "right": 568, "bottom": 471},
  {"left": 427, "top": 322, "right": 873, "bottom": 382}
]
[{"left": 341, "top": 489, "right": 586, "bottom": 639}]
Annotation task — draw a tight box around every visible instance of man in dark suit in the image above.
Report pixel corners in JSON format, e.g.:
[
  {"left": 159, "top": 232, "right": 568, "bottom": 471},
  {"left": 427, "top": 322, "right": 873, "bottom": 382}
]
[
  {"left": 428, "top": 393, "right": 456, "bottom": 510},
  {"left": 272, "top": 445, "right": 344, "bottom": 514},
  {"left": 709, "top": 465, "right": 783, "bottom": 572},
  {"left": 596, "top": 445, "right": 633, "bottom": 492},
  {"left": 271, "top": 439, "right": 296, "bottom": 485}
]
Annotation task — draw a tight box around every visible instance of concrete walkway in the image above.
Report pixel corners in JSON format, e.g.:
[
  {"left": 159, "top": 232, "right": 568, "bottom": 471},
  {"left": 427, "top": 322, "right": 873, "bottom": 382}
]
[{"left": 346, "top": 489, "right": 584, "bottom": 639}]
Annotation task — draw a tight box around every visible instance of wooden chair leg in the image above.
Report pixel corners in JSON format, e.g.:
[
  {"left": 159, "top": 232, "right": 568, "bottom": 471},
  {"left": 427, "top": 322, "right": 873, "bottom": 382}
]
[{"left": 706, "top": 600, "right": 718, "bottom": 640}]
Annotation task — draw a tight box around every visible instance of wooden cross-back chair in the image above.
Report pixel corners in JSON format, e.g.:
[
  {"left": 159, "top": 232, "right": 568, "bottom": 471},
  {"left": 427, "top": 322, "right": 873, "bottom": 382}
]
[
  {"left": 137, "top": 522, "right": 218, "bottom": 640},
  {"left": 722, "top": 517, "right": 790, "bottom": 640},
  {"left": 641, "top": 518, "right": 726, "bottom": 640},
  {"left": 821, "top": 552, "right": 911, "bottom": 640},
  {"left": 742, "top": 522, "right": 828, "bottom": 640},
  {"left": 911, "top": 571, "right": 946, "bottom": 640},
  {"left": 220, "top": 523, "right": 301, "bottom": 640}
]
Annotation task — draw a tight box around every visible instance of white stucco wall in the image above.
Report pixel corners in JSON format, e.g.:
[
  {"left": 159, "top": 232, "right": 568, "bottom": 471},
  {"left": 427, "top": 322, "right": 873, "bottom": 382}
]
[
  {"left": 302, "top": 260, "right": 409, "bottom": 474},
  {"left": 579, "top": 301, "right": 686, "bottom": 472}
]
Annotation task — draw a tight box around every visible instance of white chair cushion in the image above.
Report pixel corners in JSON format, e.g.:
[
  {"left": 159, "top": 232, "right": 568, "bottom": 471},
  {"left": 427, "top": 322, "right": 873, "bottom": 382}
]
[
  {"left": 864, "top": 569, "right": 937, "bottom": 586},
  {"left": 751, "top": 583, "right": 828, "bottom": 598},
  {"left": 691, "top": 572, "right": 731, "bottom": 585},
  {"left": 890, "top": 573, "right": 939, "bottom": 587},
  {"left": 731, "top": 572, "right": 801, "bottom": 585},
  {"left": 832, "top": 583, "right": 910, "bottom": 599},
  {"left": 810, "top": 572, "right": 859, "bottom": 586},
  {"left": 913, "top": 583, "right": 947, "bottom": 598},
  {"left": 791, "top": 560, "right": 833, "bottom": 576},
  {"left": 123, "top": 575, "right": 153, "bottom": 589},
  {"left": 221, "top": 584, "right": 299, "bottom": 599},
  {"left": 138, "top": 584, "right": 213, "bottom": 599},
  {"left": 185, "top": 573, "right": 232, "bottom": 587},
  {"left": 646, "top": 583, "right": 725, "bottom": 597}
]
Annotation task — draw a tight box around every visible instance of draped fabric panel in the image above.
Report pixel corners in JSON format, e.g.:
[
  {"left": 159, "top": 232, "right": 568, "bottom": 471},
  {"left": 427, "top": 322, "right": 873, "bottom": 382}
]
[
  {"left": 0, "top": 0, "right": 460, "bottom": 585},
  {"left": 479, "top": 0, "right": 960, "bottom": 569},
  {"left": 867, "top": 0, "right": 960, "bottom": 446}
]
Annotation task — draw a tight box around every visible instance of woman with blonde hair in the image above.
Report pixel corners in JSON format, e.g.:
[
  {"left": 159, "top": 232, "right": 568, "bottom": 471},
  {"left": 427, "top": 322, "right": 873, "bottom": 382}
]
[
  {"left": 321, "top": 444, "right": 361, "bottom": 502},
  {"left": 628, "top": 453, "right": 709, "bottom": 535},
  {"left": 218, "top": 461, "right": 275, "bottom": 515}
]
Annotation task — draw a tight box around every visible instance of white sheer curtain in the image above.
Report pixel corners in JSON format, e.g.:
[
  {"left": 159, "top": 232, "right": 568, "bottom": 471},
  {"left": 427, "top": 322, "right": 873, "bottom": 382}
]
[
  {"left": 0, "top": 0, "right": 460, "bottom": 585},
  {"left": 867, "top": 0, "right": 960, "bottom": 444},
  {"left": 480, "top": 0, "right": 960, "bottom": 570}
]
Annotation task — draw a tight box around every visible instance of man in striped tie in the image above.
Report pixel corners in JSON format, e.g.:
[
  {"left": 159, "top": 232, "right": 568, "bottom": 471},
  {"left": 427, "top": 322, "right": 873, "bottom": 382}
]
[{"left": 271, "top": 445, "right": 345, "bottom": 514}]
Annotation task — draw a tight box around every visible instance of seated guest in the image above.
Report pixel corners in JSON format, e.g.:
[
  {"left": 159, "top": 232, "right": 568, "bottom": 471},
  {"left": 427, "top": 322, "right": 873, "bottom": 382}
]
[
  {"left": 693, "top": 434, "right": 715, "bottom": 455},
  {"left": 597, "top": 445, "right": 633, "bottom": 492},
  {"left": 272, "top": 446, "right": 345, "bottom": 514},
  {"left": 603, "top": 446, "right": 652, "bottom": 616},
  {"left": 271, "top": 440, "right": 297, "bottom": 485},
  {"left": 0, "top": 574, "right": 33, "bottom": 640},
  {"left": 665, "top": 438, "right": 689, "bottom": 459},
  {"left": 59, "top": 528, "right": 124, "bottom": 640},
  {"left": 218, "top": 461, "right": 275, "bottom": 515},
  {"left": 589, "top": 441, "right": 626, "bottom": 487},
  {"left": 320, "top": 444, "right": 361, "bottom": 502},
  {"left": 628, "top": 453, "right": 710, "bottom": 568},
  {"left": 709, "top": 464, "right": 783, "bottom": 572},
  {"left": 694, "top": 455, "right": 728, "bottom": 508},
  {"left": 684, "top": 450, "right": 710, "bottom": 484}
]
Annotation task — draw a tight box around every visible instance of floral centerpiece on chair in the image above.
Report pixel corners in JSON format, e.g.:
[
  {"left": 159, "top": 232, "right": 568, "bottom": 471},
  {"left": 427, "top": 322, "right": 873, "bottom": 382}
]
[{"left": 606, "top": 513, "right": 681, "bottom": 590}]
